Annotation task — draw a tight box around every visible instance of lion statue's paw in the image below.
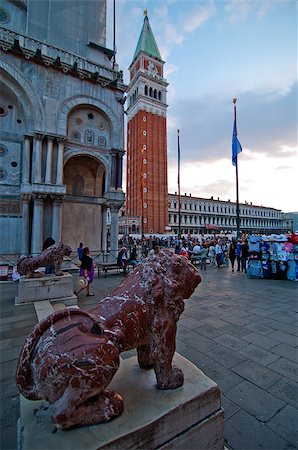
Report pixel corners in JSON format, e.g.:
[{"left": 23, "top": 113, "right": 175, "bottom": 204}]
[
  {"left": 157, "top": 367, "right": 184, "bottom": 390},
  {"left": 52, "top": 390, "right": 124, "bottom": 429}
]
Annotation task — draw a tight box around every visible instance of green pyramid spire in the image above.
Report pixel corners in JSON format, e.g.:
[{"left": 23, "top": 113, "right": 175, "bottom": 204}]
[{"left": 133, "top": 13, "right": 162, "bottom": 62}]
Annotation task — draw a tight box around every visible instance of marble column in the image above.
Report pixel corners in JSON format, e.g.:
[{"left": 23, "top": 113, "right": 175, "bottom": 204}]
[
  {"left": 108, "top": 203, "right": 120, "bottom": 261},
  {"left": 101, "top": 205, "right": 108, "bottom": 253},
  {"left": 22, "top": 136, "right": 31, "bottom": 184},
  {"left": 33, "top": 133, "right": 43, "bottom": 184},
  {"left": 45, "top": 137, "right": 54, "bottom": 184},
  {"left": 20, "top": 194, "right": 31, "bottom": 255},
  {"left": 111, "top": 151, "right": 117, "bottom": 189},
  {"left": 31, "top": 194, "right": 45, "bottom": 254},
  {"left": 56, "top": 139, "right": 65, "bottom": 185},
  {"left": 51, "top": 195, "right": 64, "bottom": 242},
  {"left": 116, "top": 151, "right": 124, "bottom": 190}
]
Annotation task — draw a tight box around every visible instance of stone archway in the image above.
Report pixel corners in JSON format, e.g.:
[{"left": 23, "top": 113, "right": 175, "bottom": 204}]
[{"left": 62, "top": 155, "right": 106, "bottom": 251}]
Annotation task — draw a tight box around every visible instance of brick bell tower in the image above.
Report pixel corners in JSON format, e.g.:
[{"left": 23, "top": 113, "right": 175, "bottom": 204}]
[{"left": 126, "top": 11, "right": 168, "bottom": 235}]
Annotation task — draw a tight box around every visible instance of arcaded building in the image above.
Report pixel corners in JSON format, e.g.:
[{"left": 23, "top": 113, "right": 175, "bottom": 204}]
[
  {"left": 0, "top": 0, "right": 125, "bottom": 255},
  {"left": 168, "top": 193, "right": 283, "bottom": 236},
  {"left": 126, "top": 12, "right": 168, "bottom": 235}
]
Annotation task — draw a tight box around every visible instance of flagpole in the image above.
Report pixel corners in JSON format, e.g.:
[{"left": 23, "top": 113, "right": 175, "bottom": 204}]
[
  {"left": 233, "top": 98, "right": 241, "bottom": 239},
  {"left": 177, "top": 129, "right": 181, "bottom": 238},
  {"left": 112, "top": 0, "right": 116, "bottom": 70}
]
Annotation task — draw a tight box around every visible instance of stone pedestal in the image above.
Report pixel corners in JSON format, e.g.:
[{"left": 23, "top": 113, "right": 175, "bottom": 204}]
[
  {"left": 15, "top": 273, "right": 77, "bottom": 306},
  {"left": 19, "top": 354, "right": 224, "bottom": 450}
]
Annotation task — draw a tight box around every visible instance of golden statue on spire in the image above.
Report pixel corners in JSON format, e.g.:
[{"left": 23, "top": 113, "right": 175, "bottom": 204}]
[{"left": 144, "top": 9, "right": 148, "bottom": 16}]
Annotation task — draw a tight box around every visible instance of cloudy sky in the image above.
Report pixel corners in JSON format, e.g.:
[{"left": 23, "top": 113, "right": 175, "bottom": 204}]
[{"left": 106, "top": 0, "right": 297, "bottom": 213}]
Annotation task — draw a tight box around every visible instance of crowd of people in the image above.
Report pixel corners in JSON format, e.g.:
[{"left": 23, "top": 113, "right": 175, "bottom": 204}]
[
  {"left": 73, "top": 232, "right": 297, "bottom": 297},
  {"left": 117, "top": 235, "right": 249, "bottom": 272}
]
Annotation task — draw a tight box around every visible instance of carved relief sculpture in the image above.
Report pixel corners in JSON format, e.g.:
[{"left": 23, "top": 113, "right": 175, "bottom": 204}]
[
  {"left": 16, "top": 252, "right": 201, "bottom": 429},
  {"left": 17, "top": 242, "right": 72, "bottom": 278}
]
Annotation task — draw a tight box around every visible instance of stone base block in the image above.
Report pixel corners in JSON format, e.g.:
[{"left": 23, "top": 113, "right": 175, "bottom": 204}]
[
  {"left": 19, "top": 353, "right": 224, "bottom": 450},
  {"left": 15, "top": 273, "right": 77, "bottom": 306}
]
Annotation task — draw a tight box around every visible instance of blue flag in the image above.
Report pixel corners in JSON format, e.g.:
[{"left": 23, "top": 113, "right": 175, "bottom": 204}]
[{"left": 232, "top": 117, "right": 242, "bottom": 166}]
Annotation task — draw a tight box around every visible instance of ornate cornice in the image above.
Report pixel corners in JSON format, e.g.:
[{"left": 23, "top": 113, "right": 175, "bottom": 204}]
[{"left": 0, "top": 26, "right": 126, "bottom": 92}]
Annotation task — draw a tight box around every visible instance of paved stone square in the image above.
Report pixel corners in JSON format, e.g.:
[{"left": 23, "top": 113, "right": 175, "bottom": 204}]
[{"left": 0, "top": 263, "right": 297, "bottom": 450}]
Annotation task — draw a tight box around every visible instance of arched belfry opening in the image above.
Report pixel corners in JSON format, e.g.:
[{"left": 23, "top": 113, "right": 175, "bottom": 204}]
[{"left": 62, "top": 155, "right": 106, "bottom": 251}]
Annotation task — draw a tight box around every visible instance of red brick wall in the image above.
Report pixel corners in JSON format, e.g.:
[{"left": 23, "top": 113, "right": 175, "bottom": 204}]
[{"left": 126, "top": 110, "right": 168, "bottom": 234}]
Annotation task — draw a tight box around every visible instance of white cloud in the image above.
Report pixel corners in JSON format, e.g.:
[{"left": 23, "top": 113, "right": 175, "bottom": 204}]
[
  {"left": 224, "top": 0, "right": 290, "bottom": 22},
  {"left": 183, "top": 1, "right": 216, "bottom": 33}
]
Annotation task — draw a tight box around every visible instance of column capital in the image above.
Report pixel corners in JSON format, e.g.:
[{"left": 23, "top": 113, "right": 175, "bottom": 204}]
[
  {"left": 34, "top": 132, "right": 45, "bottom": 141},
  {"left": 21, "top": 193, "right": 32, "bottom": 203},
  {"left": 106, "top": 202, "right": 121, "bottom": 212},
  {"left": 32, "top": 193, "right": 46, "bottom": 204},
  {"left": 24, "top": 134, "right": 33, "bottom": 141},
  {"left": 50, "top": 194, "right": 65, "bottom": 204},
  {"left": 57, "top": 137, "right": 67, "bottom": 144}
]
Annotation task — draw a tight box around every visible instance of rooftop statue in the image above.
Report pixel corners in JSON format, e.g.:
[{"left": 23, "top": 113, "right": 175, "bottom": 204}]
[
  {"left": 17, "top": 242, "right": 72, "bottom": 278},
  {"left": 16, "top": 252, "right": 201, "bottom": 429}
]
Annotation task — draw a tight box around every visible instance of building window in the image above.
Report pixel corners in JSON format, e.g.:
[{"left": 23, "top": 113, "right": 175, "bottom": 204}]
[
  {"left": 85, "top": 129, "right": 94, "bottom": 144},
  {"left": 149, "top": 87, "right": 153, "bottom": 97},
  {"left": 71, "top": 131, "right": 80, "bottom": 141},
  {"left": 98, "top": 136, "right": 106, "bottom": 147},
  {"left": 0, "top": 7, "right": 10, "bottom": 23},
  {"left": 158, "top": 91, "right": 161, "bottom": 101},
  {"left": 0, "top": 144, "right": 8, "bottom": 156},
  {"left": 143, "top": 116, "right": 146, "bottom": 122},
  {"left": 143, "top": 144, "right": 147, "bottom": 150},
  {"left": 143, "top": 159, "right": 147, "bottom": 164},
  {"left": 72, "top": 175, "right": 84, "bottom": 195},
  {"left": 143, "top": 130, "right": 146, "bottom": 136},
  {"left": 0, "top": 105, "right": 7, "bottom": 117},
  {"left": 145, "top": 85, "right": 148, "bottom": 95}
]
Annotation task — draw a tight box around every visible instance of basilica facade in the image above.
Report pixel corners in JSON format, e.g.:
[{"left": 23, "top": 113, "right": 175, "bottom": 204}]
[{"left": 0, "top": 0, "right": 125, "bottom": 255}]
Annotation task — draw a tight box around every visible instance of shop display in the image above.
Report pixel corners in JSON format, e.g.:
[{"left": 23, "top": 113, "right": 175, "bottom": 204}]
[{"left": 246, "top": 233, "right": 298, "bottom": 281}]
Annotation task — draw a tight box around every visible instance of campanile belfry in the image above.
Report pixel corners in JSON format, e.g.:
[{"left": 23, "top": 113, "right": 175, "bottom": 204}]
[{"left": 126, "top": 11, "right": 168, "bottom": 234}]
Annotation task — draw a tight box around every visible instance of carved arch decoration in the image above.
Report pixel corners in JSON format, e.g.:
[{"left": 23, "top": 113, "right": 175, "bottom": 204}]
[
  {"left": 57, "top": 95, "right": 122, "bottom": 148},
  {"left": 0, "top": 59, "right": 45, "bottom": 132}
]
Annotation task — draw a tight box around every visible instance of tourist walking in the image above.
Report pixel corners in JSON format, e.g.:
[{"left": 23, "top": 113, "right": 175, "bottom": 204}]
[
  {"left": 75, "top": 247, "right": 95, "bottom": 297},
  {"left": 215, "top": 241, "right": 223, "bottom": 268},
  {"left": 236, "top": 239, "right": 242, "bottom": 271},
  {"left": 229, "top": 241, "right": 237, "bottom": 272},
  {"left": 208, "top": 243, "right": 216, "bottom": 268},
  {"left": 200, "top": 244, "right": 207, "bottom": 270},
  {"left": 240, "top": 239, "right": 249, "bottom": 273},
  {"left": 77, "top": 242, "right": 83, "bottom": 261}
]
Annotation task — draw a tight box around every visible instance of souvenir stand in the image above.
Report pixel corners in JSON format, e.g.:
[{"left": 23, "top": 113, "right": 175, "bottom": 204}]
[{"left": 247, "top": 233, "right": 298, "bottom": 281}]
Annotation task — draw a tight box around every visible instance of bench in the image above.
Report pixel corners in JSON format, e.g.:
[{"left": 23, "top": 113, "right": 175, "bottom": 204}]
[{"left": 97, "top": 262, "right": 135, "bottom": 278}]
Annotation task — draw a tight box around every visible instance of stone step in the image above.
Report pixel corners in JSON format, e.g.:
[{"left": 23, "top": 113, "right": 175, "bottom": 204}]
[{"left": 34, "top": 300, "right": 55, "bottom": 322}]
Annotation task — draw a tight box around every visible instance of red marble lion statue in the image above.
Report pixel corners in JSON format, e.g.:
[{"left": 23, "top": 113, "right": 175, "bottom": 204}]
[
  {"left": 16, "top": 252, "right": 201, "bottom": 429},
  {"left": 17, "top": 242, "right": 72, "bottom": 277}
]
